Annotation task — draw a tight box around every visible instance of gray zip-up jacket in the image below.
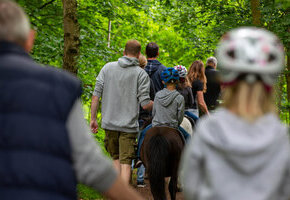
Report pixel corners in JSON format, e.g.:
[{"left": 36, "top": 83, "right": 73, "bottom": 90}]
[
  {"left": 93, "top": 56, "right": 151, "bottom": 133},
  {"left": 152, "top": 88, "right": 184, "bottom": 128},
  {"left": 180, "top": 108, "right": 290, "bottom": 200}
]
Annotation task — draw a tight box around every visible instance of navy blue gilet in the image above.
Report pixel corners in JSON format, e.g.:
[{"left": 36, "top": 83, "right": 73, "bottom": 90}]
[{"left": 0, "top": 41, "right": 82, "bottom": 200}]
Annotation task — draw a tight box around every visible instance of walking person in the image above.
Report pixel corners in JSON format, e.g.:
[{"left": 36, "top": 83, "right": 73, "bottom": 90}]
[
  {"left": 0, "top": 1, "right": 143, "bottom": 199},
  {"left": 145, "top": 42, "right": 167, "bottom": 93},
  {"left": 134, "top": 42, "right": 167, "bottom": 169},
  {"left": 187, "top": 60, "right": 209, "bottom": 117},
  {"left": 204, "top": 56, "right": 221, "bottom": 111},
  {"left": 174, "top": 65, "right": 198, "bottom": 122},
  {"left": 90, "top": 40, "right": 153, "bottom": 184},
  {"left": 135, "top": 54, "right": 153, "bottom": 188},
  {"left": 180, "top": 27, "right": 289, "bottom": 200}
]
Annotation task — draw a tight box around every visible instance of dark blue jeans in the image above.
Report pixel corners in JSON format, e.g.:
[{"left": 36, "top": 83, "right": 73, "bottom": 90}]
[
  {"left": 185, "top": 111, "right": 199, "bottom": 122},
  {"left": 136, "top": 124, "right": 190, "bottom": 158},
  {"left": 137, "top": 124, "right": 152, "bottom": 158}
]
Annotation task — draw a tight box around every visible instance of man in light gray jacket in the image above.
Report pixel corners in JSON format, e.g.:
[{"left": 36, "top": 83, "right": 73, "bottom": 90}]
[{"left": 90, "top": 40, "right": 153, "bottom": 183}]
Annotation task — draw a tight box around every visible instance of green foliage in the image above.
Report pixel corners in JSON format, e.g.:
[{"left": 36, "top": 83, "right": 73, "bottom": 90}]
[
  {"left": 17, "top": 0, "right": 289, "bottom": 119},
  {"left": 13, "top": 1, "right": 290, "bottom": 199},
  {"left": 77, "top": 184, "right": 103, "bottom": 200},
  {"left": 16, "top": 0, "right": 64, "bottom": 66}
]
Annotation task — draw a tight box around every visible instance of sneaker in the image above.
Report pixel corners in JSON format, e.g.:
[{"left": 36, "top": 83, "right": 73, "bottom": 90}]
[
  {"left": 134, "top": 159, "right": 143, "bottom": 168},
  {"left": 137, "top": 181, "right": 146, "bottom": 188}
]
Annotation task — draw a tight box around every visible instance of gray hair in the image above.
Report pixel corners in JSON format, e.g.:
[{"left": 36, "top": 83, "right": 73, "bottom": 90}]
[
  {"left": 206, "top": 56, "right": 218, "bottom": 66},
  {"left": 0, "top": 0, "right": 30, "bottom": 45}
]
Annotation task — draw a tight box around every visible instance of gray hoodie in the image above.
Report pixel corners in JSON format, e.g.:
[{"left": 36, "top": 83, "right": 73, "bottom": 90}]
[
  {"left": 93, "top": 56, "right": 150, "bottom": 133},
  {"left": 180, "top": 108, "right": 290, "bottom": 200},
  {"left": 152, "top": 88, "right": 184, "bottom": 128}
]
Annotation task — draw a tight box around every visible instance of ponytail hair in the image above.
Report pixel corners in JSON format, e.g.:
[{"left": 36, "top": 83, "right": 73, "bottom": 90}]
[{"left": 222, "top": 80, "right": 276, "bottom": 122}]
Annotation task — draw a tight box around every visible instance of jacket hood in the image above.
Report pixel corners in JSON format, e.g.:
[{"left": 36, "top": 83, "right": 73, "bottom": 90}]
[
  {"left": 118, "top": 56, "right": 139, "bottom": 68},
  {"left": 155, "top": 89, "right": 179, "bottom": 107},
  {"left": 145, "top": 60, "right": 162, "bottom": 76},
  {"left": 198, "top": 108, "right": 288, "bottom": 174}
]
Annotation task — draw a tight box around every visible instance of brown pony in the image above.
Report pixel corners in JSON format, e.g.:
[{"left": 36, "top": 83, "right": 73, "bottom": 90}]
[{"left": 140, "top": 126, "right": 185, "bottom": 200}]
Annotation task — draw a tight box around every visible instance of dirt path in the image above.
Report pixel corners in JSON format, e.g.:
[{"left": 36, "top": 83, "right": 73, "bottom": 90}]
[{"left": 131, "top": 170, "right": 184, "bottom": 200}]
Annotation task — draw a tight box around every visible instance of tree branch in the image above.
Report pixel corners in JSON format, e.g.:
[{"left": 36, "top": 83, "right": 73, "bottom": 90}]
[{"left": 39, "top": 0, "right": 56, "bottom": 10}]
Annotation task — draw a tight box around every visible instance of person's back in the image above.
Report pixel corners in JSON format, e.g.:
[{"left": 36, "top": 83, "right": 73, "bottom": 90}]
[
  {"left": 187, "top": 60, "right": 209, "bottom": 116},
  {"left": 146, "top": 60, "right": 166, "bottom": 92},
  {"left": 180, "top": 27, "right": 290, "bottom": 200},
  {"left": 174, "top": 65, "right": 198, "bottom": 122},
  {"left": 204, "top": 57, "right": 221, "bottom": 110},
  {"left": 177, "top": 86, "right": 193, "bottom": 110},
  {"left": 152, "top": 68, "right": 184, "bottom": 129},
  {"left": 145, "top": 42, "right": 167, "bottom": 93},
  {"left": 184, "top": 108, "right": 289, "bottom": 200},
  {"left": 91, "top": 40, "right": 153, "bottom": 184},
  {"left": 94, "top": 56, "right": 148, "bottom": 132},
  {"left": 0, "top": 40, "right": 81, "bottom": 200},
  {"left": 152, "top": 88, "right": 184, "bottom": 128}
]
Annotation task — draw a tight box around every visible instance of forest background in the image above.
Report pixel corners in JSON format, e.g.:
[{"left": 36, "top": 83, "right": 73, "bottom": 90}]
[{"left": 16, "top": 0, "right": 290, "bottom": 199}]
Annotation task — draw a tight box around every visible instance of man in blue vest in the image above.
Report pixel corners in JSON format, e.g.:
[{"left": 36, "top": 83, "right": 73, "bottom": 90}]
[{"left": 0, "top": 1, "right": 143, "bottom": 199}]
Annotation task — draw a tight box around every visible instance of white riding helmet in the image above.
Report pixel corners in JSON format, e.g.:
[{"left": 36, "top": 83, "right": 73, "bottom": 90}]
[
  {"left": 174, "top": 65, "right": 187, "bottom": 78},
  {"left": 216, "top": 27, "right": 285, "bottom": 85}
]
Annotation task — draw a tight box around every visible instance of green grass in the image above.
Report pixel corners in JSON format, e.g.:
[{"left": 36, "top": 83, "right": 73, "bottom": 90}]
[{"left": 77, "top": 184, "right": 104, "bottom": 200}]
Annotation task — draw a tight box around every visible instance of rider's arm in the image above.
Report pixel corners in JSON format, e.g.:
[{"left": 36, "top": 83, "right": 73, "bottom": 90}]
[{"left": 67, "top": 99, "right": 144, "bottom": 200}]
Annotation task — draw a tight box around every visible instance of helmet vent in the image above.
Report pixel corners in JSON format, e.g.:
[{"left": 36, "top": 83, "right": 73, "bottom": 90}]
[
  {"left": 227, "top": 50, "right": 235, "bottom": 59},
  {"left": 248, "top": 59, "right": 255, "bottom": 64},
  {"left": 268, "top": 53, "right": 276, "bottom": 62}
]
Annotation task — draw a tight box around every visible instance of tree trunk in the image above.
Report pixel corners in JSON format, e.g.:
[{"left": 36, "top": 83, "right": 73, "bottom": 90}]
[
  {"left": 286, "top": 48, "right": 290, "bottom": 124},
  {"left": 251, "top": 0, "right": 261, "bottom": 26},
  {"left": 107, "top": 19, "right": 111, "bottom": 48},
  {"left": 62, "top": 0, "right": 80, "bottom": 75}
]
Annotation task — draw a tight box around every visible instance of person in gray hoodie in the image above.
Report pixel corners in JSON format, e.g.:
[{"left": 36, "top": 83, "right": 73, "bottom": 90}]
[
  {"left": 180, "top": 27, "right": 290, "bottom": 200},
  {"left": 90, "top": 40, "right": 153, "bottom": 183},
  {"left": 152, "top": 68, "right": 185, "bottom": 129}
]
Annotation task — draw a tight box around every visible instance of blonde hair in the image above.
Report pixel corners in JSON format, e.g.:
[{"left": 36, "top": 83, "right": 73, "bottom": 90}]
[
  {"left": 0, "top": 0, "right": 30, "bottom": 45},
  {"left": 187, "top": 60, "right": 207, "bottom": 92},
  {"left": 139, "top": 54, "right": 147, "bottom": 69},
  {"left": 222, "top": 80, "right": 276, "bottom": 122}
]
